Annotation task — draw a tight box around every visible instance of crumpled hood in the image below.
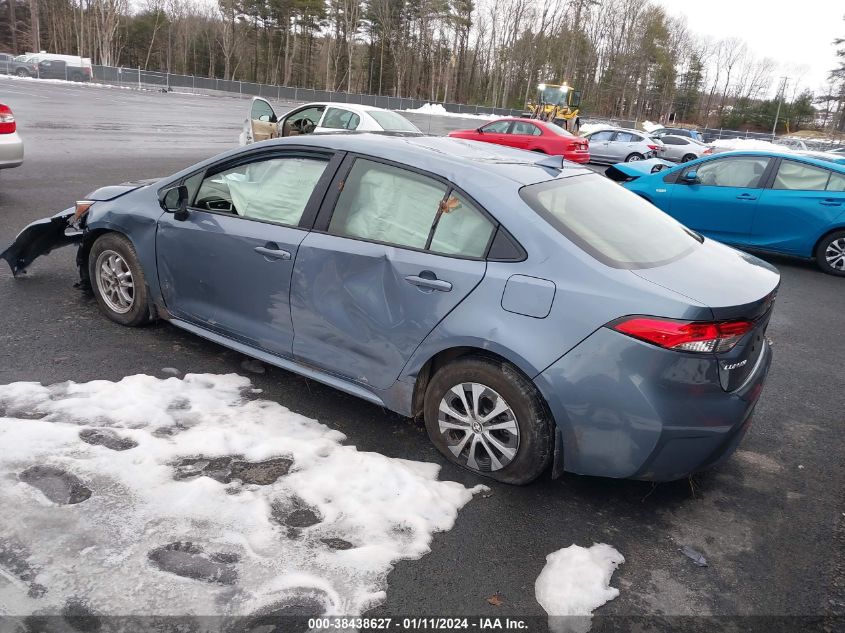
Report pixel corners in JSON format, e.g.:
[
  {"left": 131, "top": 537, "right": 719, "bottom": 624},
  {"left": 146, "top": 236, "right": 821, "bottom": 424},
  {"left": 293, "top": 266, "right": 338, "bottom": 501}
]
[{"left": 85, "top": 178, "right": 161, "bottom": 201}]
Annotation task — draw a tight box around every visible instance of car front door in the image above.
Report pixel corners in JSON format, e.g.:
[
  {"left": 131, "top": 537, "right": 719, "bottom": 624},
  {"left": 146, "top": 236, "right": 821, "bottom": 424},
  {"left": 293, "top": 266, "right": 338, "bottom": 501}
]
[
  {"left": 248, "top": 97, "right": 278, "bottom": 144},
  {"left": 289, "top": 157, "right": 495, "bottom": 390},
  {"left": 667, "top": 155, "right": 772, "bottom": 242},
  {"left": 586, "top": 130, "right": 614, "bottom": 161},
  {"left": 156, "top": 150, "right": 339, "bottom": 356},
  {"left": 752, "top": 159, "right": 845, "bottom": 254},
  {"left": 280, "top": 105, "right": 326, "bottom": 137}
]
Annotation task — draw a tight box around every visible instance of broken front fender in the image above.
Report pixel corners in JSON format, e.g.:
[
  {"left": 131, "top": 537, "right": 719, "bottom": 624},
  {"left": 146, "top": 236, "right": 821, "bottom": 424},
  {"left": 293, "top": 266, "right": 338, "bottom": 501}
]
[
  {"left": 0, "top": 208, "right": 81, "bottom": 276},
  {"left": 605, "top": 158, "right": 675, "bottom": 182}
]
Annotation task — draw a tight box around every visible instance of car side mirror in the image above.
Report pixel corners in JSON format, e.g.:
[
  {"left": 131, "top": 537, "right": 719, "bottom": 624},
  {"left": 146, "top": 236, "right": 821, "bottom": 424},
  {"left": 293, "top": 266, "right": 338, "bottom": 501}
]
[
  {"left": 682, "top": 171, "right": 698, "bottom": 184},
  {"left": 160, "top": 185, "right": 189, "bottom": 221}
]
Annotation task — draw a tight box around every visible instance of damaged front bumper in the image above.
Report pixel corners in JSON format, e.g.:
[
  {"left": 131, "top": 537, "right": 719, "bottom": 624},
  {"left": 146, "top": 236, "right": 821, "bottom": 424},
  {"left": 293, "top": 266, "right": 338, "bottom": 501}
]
[{"left": 0, "top": 208, "right": 81, "bottom": 276}]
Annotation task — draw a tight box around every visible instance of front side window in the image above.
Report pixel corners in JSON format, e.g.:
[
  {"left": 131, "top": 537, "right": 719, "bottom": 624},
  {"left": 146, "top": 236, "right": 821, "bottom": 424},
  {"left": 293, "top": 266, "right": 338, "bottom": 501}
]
[
  {"left": 520, "top": 173, "right": 700, "bottom": 268},
  {"left": 328, "top": 160, "right": 447, "bottom": 249},
  {"left": 429, "top": 193, "right": 495, "bottom": 258},
  {"left": 322, "top": 108, "right": 360, "bottom": 130},
  {"left": 691, "top": 156, "right": 769, "bottom": 188},
  {"left": 251, "top": 98, "right": 275, "bottom": 122},
  {"left": 482, "top": 121, "right": 512, "bottom": 134},
  {"left": 193, "top": 156, "right": 328, "bottom": 225},
  {"left": 772, "top": 160, "right": 831, "bottom": 191}
]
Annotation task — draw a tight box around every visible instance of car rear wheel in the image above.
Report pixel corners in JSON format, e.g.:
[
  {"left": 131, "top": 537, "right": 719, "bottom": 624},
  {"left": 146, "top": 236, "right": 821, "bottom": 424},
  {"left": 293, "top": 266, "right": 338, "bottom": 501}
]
[
  {"left": 88, "top": 233, "right": 152, "bottom": 326},
  {"left": 15, "top": 69, "right": 28, "bottom": 77},
  {"left": 681, "top": 153, "right": 698, "bottom": 162},
  {"left": 423, "top": 356, "right": 552, "bottom": 485},
  {"left": 816, "top": 230, "right": 845, "bottom": 276},
  {"left": 625, "top": 153, "right": 644, "bottom": 162}
]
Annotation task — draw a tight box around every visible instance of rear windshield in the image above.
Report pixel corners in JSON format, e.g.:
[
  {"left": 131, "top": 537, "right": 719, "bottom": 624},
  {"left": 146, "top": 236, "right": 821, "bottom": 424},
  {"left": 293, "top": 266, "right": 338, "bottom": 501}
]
[
  {"left": 545, "top": 122, "right": 573, "bottom": 137},
  {"left": 520, "top": 174, "right": 700, "bottom": 268},
  {"left": 368, "top": 111, "right": 420, "bottom": 133}
]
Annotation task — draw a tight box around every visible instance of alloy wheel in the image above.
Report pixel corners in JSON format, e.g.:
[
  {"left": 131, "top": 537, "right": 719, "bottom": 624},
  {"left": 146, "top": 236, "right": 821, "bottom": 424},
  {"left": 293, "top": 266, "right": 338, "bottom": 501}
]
[
  {"left": 825, "top": 238, "right": 845, "bottom": 271},
  {"left": 95, "top": 250, "right": 135, "bottom": 314},
  {"left": 437, "top": 383, "right": 520, "bottom": 472}
]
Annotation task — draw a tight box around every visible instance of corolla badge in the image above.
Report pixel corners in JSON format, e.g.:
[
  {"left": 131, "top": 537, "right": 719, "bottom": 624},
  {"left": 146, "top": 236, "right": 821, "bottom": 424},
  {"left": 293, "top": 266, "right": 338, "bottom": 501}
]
[{"left": 722, "top": 360, "right": 748, "bottom": 371}]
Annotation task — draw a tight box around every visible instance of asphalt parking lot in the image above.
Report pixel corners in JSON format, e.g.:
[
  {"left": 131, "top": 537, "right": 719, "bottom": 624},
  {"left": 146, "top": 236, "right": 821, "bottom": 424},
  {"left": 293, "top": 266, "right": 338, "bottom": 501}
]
[{"left": 0, "top": 78, "right": 843, "bottom": 628}]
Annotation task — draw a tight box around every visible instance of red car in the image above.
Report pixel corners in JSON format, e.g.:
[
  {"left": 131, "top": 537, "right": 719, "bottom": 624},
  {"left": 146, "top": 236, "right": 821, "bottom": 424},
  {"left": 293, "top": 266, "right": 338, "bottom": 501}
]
[{"left": 448, "top": 118, "right": 590, "bottom": 163}]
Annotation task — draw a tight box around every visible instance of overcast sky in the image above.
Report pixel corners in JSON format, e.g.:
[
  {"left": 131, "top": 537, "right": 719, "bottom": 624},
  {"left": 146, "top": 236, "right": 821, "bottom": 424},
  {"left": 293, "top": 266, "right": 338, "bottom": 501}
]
[{"left": 652, "top": 0, "right": 842, "bottom": 95}]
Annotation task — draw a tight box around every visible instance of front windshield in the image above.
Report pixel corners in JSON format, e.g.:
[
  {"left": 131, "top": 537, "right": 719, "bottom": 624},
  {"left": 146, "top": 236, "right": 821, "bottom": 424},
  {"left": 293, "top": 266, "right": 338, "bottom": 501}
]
[{"left": 368, "top": 111, "right": 420, "bottom": 133}]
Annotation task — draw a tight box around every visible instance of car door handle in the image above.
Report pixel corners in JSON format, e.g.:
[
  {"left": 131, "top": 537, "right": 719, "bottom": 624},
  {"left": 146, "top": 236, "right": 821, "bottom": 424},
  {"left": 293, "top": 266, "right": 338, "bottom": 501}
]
[
  {"left": 254, "top": 246, "right": 291, "bottom": 260},
  {"left": 736, "top": 193, "right": 757, "bottom": 200},
  {"left": 819, "top": 199, "right": 842, "bottom": 207},
  {"left": 404, "top": 275, "right": 452, "bottom": 292}
]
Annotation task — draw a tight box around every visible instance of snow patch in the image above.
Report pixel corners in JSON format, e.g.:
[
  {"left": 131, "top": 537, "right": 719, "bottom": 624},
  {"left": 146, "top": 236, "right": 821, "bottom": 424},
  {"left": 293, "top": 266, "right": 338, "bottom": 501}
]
[
  {"left": 535, "top": 543, "right": 624, "bottom": 633},
  {"left": 402, "top": 103, "right": 500, "bottom": 120},
  {"left": 578, "top": 122, "right": 617, "bottom": 135},
  {"left": 0, "top": 373, "right": 485, "bottom": 617},
  {"left": 641, "top": 120, "right": 662, "bottom": 133},
  {"left": 710, "top": 137, "right": 793, "bottom": 152}
]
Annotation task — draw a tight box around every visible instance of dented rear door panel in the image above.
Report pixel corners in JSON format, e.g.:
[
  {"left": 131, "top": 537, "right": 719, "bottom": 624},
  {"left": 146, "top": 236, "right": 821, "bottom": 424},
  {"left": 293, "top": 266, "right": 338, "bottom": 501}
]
[{"left": 289, "top": 233, "right": 486, "bottom": 390}]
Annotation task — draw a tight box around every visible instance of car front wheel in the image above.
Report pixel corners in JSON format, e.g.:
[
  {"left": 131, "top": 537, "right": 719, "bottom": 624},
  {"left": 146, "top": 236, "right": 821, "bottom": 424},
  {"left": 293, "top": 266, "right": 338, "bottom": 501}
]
[
  {"left": 423, "top": 356, "right": 552, "bottom": 485},
  {"left": 88, "top": 233, "right": 152, "bottom": 326},
  {"left": 816, "top": 230, "right": 845, "bottom": 276}
]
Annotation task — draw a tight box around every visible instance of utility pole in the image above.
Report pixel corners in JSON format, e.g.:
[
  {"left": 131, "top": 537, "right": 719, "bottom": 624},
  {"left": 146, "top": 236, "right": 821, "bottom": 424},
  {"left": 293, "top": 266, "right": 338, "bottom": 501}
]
[{"left": 772, "top": 76, "right": 788, "bottom": 139}]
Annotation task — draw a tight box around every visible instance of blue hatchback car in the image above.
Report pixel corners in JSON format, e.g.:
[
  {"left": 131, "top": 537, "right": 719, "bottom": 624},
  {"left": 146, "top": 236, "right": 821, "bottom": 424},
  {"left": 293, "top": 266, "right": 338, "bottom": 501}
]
[
  {"left": 2, "top": 136, "right": 780, "bottom": 484},
  {"left": 615, "top": 150, "right": 845, "bottom": 276}
]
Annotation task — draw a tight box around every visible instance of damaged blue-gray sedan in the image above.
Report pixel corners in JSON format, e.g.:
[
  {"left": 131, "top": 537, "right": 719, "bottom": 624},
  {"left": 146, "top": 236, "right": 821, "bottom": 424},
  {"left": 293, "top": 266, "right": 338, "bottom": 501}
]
[{"left": 1, "top": 135, "right": 779, "bottom": 484}]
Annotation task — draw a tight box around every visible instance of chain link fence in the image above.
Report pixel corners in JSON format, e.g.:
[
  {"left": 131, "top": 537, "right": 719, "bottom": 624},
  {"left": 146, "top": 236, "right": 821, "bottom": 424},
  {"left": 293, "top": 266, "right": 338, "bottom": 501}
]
[{"left": 86, "top": 65, "right": 525, "bottom": 118}]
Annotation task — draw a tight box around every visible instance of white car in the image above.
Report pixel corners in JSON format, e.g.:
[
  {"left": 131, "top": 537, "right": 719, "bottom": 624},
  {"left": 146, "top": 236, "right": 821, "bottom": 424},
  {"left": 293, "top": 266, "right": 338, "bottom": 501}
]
[{"left": 240, "top": 98, "right": 423, "bottom": 145}]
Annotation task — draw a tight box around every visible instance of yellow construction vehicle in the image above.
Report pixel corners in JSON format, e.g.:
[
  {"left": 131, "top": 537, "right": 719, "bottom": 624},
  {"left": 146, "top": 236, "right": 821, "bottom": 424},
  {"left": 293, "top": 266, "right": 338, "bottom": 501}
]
[{"left": 524, "top": 82, "right": 581, "bottom": 126}]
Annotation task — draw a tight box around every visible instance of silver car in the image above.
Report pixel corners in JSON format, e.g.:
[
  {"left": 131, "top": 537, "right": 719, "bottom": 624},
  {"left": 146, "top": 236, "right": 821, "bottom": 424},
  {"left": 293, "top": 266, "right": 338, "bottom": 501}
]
[
  {"left": 659, "top": 135, "right": 713, "bottom": 163},
  {"left": 0, "top": 103, "right": 23, "bottom": 170},
  {"left": 583, "top": 128, "right": 663, "bottom": 164}
]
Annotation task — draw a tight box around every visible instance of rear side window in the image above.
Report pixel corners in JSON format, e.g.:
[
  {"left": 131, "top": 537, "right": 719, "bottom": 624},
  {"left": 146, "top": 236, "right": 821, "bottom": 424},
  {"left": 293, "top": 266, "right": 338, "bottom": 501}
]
[
  {"left": 322, "top": 107, "right": 360, "bottom": 130},
  {"left": 589, "top": 130, "right": 614, "bottom": 141},
  {"left": 614, "top": 132, "right": 639, "bottom": 143},
  {"left": 329, "top": 160, "right": 447, "bottom": 249},
  {"left": 520, "top": 174, "right": 699, "bottom": 269},
  {"left": 429, "top": 192, "right": 495, "bottom": 258},
  {"left": 773, "top": 160, "right": 831, "bottom": 191},
  {"left": 368, "top": 110, "right": 419, "bottom": 132}
]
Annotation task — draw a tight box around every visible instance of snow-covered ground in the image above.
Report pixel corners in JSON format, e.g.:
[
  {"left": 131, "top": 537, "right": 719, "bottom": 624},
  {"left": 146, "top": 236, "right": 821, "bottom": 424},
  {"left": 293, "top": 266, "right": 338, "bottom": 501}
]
[
  {"left": 401, "top": 103, "right": 500, "bottom": 121},
  {"left": 535, "top": 544, "right": 624, "bottom": 633},
  {"left": 0, "top": 373, "right": 484, "bottom": 619}
]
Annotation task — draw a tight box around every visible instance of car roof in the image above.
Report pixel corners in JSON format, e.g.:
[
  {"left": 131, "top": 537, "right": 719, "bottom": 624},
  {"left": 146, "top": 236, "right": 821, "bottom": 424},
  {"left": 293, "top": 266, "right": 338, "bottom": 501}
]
[
  {"left": 296, "top": 102, "right": 386, "bottom": 113},
  {"left": 692, "top": 150, "right": 845, "bottom": 173},
  {"left": 247, "top": 134, "right": 593, "bottom": 185}
]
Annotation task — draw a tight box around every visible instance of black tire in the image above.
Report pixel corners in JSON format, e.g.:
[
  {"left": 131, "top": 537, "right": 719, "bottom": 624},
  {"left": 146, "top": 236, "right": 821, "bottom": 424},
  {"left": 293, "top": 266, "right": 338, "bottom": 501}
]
[
  {"left": 423, "top": 356, "right": 553, "bottom": 485},
  {"left": 681, "top": 153, "right": 697, "bottom": 163},
  {"left": 87, "top": 233, "right": 152, "bottom": 326},
  {"left": 71, "top": 72, "right": 84, "bottom": 82},
  {"left": 625, "top": 153, "right": 644, "bottom": 162},
  {"left": 815, "top": 230, "right": 845, "bottom": 277},
  {"left": 15, "top": 68, "right": 29, "bottom": 77}
]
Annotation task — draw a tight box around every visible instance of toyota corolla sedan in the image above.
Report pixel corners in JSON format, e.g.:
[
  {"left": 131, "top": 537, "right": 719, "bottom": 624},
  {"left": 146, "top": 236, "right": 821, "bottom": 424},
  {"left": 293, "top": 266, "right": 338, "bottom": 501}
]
[
  {"left": 448, "top": 118, "right": 590, "bottom": 163},
  {"left": 1, "top": 136, "right": 779, "bottom": 485}
]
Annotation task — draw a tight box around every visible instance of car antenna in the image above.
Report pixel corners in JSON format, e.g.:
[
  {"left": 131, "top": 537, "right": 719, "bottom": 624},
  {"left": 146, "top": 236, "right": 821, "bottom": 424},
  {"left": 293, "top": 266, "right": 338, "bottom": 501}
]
[{"left": 534, "top": 155, "right": 566, "bottom": 170}]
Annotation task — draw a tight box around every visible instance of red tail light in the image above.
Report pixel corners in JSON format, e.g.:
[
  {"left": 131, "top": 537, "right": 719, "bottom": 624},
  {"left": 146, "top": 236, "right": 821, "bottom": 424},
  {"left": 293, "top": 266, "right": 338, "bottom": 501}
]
[
  {"left": 611, "top": 316, "right": 754, "bottom": 353},
  {"left": 647, "top": 144, "right": 660, "bottom": 151},
  {"left": 703, "top": 147, "right": 713, "bottom": 155},
  {"left": 0, "top": 104, "right": 16, "bottom": 134}
]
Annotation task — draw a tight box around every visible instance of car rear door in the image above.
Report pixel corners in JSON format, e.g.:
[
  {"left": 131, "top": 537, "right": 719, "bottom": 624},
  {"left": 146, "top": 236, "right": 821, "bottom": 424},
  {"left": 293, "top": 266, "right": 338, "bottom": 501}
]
[
  {"left": 752, "top": 159, "right": 845, "bottom": 254},
  {"left": 289, "top": 156, "right": 495, "bottom": 390},
  {"left": 587, "top": 130, "right": 614, "bottom": 161},
  {"left": 507, "top": 121, "right": 541, "bottom": 149},
  {"left": 248, "top": 97, "right": 279, "bottom": 143},
  {"left": 667, "top": 155, "right": 772, "bottom": 243},
  {"left": 156, "top": 149, "right": 340, "bottom": 357}
]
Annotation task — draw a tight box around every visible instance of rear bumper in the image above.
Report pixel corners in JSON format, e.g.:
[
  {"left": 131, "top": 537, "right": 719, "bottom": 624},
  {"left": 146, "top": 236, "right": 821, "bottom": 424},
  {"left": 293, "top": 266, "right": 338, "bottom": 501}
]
[
  {"left": 535, "top": 327, "right": 772, "bottom": 481},
  {"left": 0, "top": 131, "right": 24, "bottom": 169},
  {"left": 565, "top": 151, "right": 591, "bottom": 164}
]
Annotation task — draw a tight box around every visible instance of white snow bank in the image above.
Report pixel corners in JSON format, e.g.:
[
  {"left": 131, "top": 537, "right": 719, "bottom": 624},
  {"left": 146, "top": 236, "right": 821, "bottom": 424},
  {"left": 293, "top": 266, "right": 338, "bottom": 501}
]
[
  {"left": 710, "top": 137, "right": 792, "bottom": 151},
  {"left": 0, "top": 73, "right": 134, "bottom": 91},
  {"left": 0, "top": 373, "right": 485, "bottom": 617},
  {"left": 535, "top": 543, "right": 625, "bottom": 633},
  {"left": 402, "top": 103, "right": 500, "bottom": 121},
  {"left": 641, "top": 120, "right": 662, "bottom": 133},
  {"left": 578, "top": 122, "right": 617, "bottom": 135}
]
